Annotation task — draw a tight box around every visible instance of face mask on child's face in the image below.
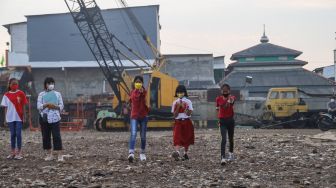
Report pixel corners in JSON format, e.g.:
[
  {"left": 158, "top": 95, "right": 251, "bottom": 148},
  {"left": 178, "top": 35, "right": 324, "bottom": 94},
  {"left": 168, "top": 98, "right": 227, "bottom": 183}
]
[
  {"left": 134, "top": 83, "right": 142, "bottom": 90},
  {"left": 222, "top": 93, "right": 229, "bottom": 97},
  {"left": 48, "top": 84, "right": 55, "bottom": 90},
  {"left": 177, "top": 93, "right": 184, "bottom": 98},
  {"left": 10, "top": 84, "right": 18, "bottom": 91}
]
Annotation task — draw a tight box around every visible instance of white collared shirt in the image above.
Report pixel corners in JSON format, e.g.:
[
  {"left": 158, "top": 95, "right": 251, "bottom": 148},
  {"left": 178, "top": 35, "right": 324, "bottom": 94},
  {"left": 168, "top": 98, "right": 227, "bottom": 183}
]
[
  {"left": 37, "top": 90, "right": 64, "bottom": 123},
  {"left": 171, "top": 97, "right": 193, "bottom": 119}
]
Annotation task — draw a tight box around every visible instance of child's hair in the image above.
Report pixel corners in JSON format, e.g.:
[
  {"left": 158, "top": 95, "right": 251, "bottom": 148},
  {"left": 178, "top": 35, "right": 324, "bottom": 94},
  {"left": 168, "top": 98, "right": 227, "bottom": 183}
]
[
  {"left": 44, "top": 77, "right": 55, "bottom": 90},
  {"left": 133, "top": 75, "right": 144, "bottom": 83},
  {"left": 7, "top": 78, "right": 18, "bottom": 91},
  {"left": 221, "top": 83, "right": 231, "bottom": 90},
  {"left": 175, "top": 85, "right": 188, "bottom": 97}
]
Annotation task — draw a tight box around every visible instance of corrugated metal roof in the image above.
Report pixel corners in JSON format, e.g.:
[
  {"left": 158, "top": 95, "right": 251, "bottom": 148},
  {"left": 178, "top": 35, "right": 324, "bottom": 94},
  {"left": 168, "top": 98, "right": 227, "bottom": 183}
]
[
  {"left": 231, "top": 42, "right": 302, "bottom": 60},
  {"left": 220, "top": 68, "right": 334, "bottom": 95}
]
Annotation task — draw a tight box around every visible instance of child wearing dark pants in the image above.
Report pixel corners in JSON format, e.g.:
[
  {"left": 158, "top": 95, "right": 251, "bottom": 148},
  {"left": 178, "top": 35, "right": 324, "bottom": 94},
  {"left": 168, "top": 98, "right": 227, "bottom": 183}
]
[
  {"left": 40, "top": 117, "right": 63, "bottom": 151},
  {"left": 219, "top": 118, "right": 234, "bottom": 162},
  {"left": 216, "top": 84, "right": 236, "bottom": 165},
  {"left": 37, "top": 77, "right": 64, "bottom": 162}
]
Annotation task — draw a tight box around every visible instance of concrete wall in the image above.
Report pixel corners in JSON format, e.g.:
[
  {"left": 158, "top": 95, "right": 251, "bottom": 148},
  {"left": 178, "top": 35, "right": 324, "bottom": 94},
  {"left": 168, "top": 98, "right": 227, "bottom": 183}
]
[
  {"left": 188, "top": 90, "right": 217, "bottom": 121},
  {"left": 10, "top": 23, "right": 27, "bottom": 53},
  {"left": 162, "top": 54, "right": 215, "bottom": 83},
  {"left": 32, "top": 67, "right": 111, "bottom": 101},
  {"left": 213, "top": 56, "right": 225, "bottom": 69},
  {"left": 27, "top": 6, "right": 159, "bottom": 62}
]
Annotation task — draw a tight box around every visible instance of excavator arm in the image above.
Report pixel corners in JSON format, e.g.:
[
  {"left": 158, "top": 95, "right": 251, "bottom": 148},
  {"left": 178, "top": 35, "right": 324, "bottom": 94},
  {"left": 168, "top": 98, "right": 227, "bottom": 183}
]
[{"left": 64, "top": 0, "right": 130, "bottom": 112}]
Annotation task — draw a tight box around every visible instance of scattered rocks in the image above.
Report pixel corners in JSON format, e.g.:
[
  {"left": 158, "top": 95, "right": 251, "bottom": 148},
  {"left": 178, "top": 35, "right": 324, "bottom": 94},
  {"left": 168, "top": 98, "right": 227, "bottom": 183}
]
[
  {"left": 251, "top": 182, "right": 261, "bottom": 188},
  {"left": 31, "top": 180, "right": 47, "bottom": 187},
  {"left": 0, "top": 129, "right": 335, "bottom": 187}
]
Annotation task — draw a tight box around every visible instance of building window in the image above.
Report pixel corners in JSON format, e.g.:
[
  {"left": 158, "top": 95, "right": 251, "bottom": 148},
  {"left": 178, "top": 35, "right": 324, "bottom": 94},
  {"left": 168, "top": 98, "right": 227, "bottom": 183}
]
[
  {"left": 246, "top": 57, "right": 255, "bottom": 61},
  {"left": 278, "top": 56, "right": 288, "bottom": 60}
]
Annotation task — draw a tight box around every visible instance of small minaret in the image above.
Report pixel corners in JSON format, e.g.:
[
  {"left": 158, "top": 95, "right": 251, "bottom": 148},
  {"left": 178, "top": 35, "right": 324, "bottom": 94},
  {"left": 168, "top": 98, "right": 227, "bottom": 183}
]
[{"left": 260, "top": 24, "right": 269, "bottom": 43}]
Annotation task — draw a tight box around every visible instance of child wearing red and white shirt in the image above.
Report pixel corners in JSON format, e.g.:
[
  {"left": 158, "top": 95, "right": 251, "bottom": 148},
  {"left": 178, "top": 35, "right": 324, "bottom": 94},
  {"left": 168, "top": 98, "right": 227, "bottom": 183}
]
[
  {"left": 171, "top": 85, "right": 194, "bottom": 161},
  {"left": 216, "top": 84, "right": 236, "bottom": 165},
  {"left": 1, "top": 78, "right": 28, "bottom": 160}
]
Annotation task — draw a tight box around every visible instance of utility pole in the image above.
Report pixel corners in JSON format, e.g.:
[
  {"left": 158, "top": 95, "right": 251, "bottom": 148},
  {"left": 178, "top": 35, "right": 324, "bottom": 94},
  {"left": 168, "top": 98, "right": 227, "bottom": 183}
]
[
  {"left": 334, "top": 32, "right": 336, "bottom": 96},
  {"left": 334, "top": 32, "right": 336, "bottom": 82}
]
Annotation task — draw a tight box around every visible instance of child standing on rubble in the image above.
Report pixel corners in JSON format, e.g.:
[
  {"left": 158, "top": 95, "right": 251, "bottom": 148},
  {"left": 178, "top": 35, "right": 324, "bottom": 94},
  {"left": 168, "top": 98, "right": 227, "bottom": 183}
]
[
  {"left": 1, "top": 78, "right": 28, "bottom": 160},
  {"left": 171, "top": 85, "right": 194, "bottom": 161},
  {"left": 128, "top": 75, "right": 149, "bottom": 162},
  {"left": 216, "top": 84, "right": 236, "bottom": 165},
  {"left": 37, "top": 77, "right": 65, "bottom": 162}
]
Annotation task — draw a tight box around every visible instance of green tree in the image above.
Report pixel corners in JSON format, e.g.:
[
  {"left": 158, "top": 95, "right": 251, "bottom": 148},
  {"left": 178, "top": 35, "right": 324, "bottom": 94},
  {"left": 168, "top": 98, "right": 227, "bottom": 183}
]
[{"left": 0, "top": 55, "right": 4, "bottom": 67}]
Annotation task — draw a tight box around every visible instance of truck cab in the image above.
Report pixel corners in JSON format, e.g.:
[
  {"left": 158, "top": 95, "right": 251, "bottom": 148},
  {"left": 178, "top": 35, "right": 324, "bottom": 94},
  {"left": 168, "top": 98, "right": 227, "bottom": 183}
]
[{"left": 265, "top": 87, "right": 308, "bottom": 120}]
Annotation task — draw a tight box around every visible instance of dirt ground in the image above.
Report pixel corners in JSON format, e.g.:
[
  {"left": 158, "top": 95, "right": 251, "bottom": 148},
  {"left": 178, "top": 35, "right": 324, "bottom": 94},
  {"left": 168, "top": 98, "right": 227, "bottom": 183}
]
[{"left": 0, "top": 128, "right": 335, "bottom": 188}]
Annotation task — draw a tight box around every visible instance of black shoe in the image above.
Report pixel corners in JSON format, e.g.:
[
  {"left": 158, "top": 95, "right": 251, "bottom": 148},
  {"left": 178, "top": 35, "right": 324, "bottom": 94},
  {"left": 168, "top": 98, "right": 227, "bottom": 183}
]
[{"left": 182, "top": 154, "right": 189, "bottom": 161}]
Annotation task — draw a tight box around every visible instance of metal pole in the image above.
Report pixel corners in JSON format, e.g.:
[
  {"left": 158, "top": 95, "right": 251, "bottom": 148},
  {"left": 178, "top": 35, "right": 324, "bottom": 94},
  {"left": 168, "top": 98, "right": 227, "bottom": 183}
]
[{"left": 334, "top": 32, "right": 336, "bottom": 95}]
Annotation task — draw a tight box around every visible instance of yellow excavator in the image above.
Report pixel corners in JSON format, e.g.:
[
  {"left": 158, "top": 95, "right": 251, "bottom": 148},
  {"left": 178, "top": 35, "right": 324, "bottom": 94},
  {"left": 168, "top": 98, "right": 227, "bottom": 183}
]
[{"left": 65, "top": 0, "right": 178, "bottom": 130}]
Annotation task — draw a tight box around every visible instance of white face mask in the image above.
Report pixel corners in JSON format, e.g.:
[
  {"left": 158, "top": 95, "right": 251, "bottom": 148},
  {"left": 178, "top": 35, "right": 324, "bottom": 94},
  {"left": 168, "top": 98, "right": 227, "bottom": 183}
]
[{"left": 48, "top": 84, "right": 55, "bottom": 90}]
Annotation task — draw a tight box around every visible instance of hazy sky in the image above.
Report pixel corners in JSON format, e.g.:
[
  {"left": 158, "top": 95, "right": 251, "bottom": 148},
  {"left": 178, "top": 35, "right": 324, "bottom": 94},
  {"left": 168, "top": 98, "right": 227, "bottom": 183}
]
[{"left": 1, "top": 0, "right": 336, "bottom": 70}]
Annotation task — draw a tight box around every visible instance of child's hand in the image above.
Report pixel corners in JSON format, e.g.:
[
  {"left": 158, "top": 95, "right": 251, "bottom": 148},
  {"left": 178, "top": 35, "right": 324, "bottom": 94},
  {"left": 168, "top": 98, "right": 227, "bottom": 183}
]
[
  {"left": 46, "top": 104, "right": 58, "bottom": 109},
  {"left": 228, "top": 96, "right": 235, "bottom": 104}
]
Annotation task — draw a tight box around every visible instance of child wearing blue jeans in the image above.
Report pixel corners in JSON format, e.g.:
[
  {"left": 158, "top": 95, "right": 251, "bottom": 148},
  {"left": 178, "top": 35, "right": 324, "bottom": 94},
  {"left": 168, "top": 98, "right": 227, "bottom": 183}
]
[{"left": 1, "top": 78, "right": 28, "bottom": 160}]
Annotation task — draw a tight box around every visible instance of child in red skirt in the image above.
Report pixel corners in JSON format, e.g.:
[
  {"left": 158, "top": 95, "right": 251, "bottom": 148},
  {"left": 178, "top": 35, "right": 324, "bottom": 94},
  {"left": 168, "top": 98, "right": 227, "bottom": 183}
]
[{"left": 171, "top": 85, "right": 194, "bottom": 161}]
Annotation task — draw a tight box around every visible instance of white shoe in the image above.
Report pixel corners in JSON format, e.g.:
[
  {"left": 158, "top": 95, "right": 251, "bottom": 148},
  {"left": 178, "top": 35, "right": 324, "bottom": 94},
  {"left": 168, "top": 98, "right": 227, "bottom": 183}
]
[
  {"left": 128, "top": 153, "right": 134, "bottom": 163},
  {"left": 57, "top": 155, "right": 64, "bottom": 162},
  {"left": 44, "top": 154, "right": 54, "bottom": 161},
  {"left": 227, "top": 152, "right": 235, "bottom": 161},
  {"left": 140, "top": 153, "right": 146, "bottom": 161},
  {"left": 172, "top": 151, "right": 180, "bottom": 161},
  {"left": 221, "top": 158, "right": 228, "bottom": 165},
  {"left": 14, "top": 155, "right": 23, "bottom": 160},
  {"left": 6, "top": 154, "right": 15, "bottom": 159}
]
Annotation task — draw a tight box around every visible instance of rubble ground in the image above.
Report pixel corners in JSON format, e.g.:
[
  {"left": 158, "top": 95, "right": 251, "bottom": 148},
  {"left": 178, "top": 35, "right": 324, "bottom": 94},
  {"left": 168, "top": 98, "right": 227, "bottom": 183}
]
[{"left": 0, "top": 128, "right": 335, "bottom": 187}]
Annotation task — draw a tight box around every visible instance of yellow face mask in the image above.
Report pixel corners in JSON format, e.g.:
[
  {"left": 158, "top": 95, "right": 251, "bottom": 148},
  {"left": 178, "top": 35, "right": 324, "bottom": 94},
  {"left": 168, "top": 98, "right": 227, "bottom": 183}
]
[
  {"left": 134, "top": 83, "right": 143, "bottom": 89},
  {"left": 177, "top": 93, "right": 184, "bottom": 98}
]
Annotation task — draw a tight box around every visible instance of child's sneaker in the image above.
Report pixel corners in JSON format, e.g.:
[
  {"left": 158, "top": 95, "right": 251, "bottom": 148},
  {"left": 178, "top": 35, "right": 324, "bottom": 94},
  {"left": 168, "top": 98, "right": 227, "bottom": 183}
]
[
  {"left": 182, "top": 153, "right": 189, "bottom": 161},
  {"left": 44, "top": 154, "right": 54, "bottom": 161},
  {"left": 140, "top": 153, "right": 146, "bottom": 161},
  {"left": 171, "top": 151, "right": 180, "bottom": 161},
  {"left": 227, "top": 152, "right": 235, "bottom": 161},
  {"left": 128, "top": 153, "right": 134, "bottom": 163},
  {"left": 6, "top": 154, "right": 15, "bottom": 159},
  {"left": 14, "top": 155, "right": 23, "bottom": 160},
  {"left": 221, "top": 157, "right": 227, "bottom": 166},
  {"left": 57, "top": 155, "right": 64, "bottom": 162}
]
